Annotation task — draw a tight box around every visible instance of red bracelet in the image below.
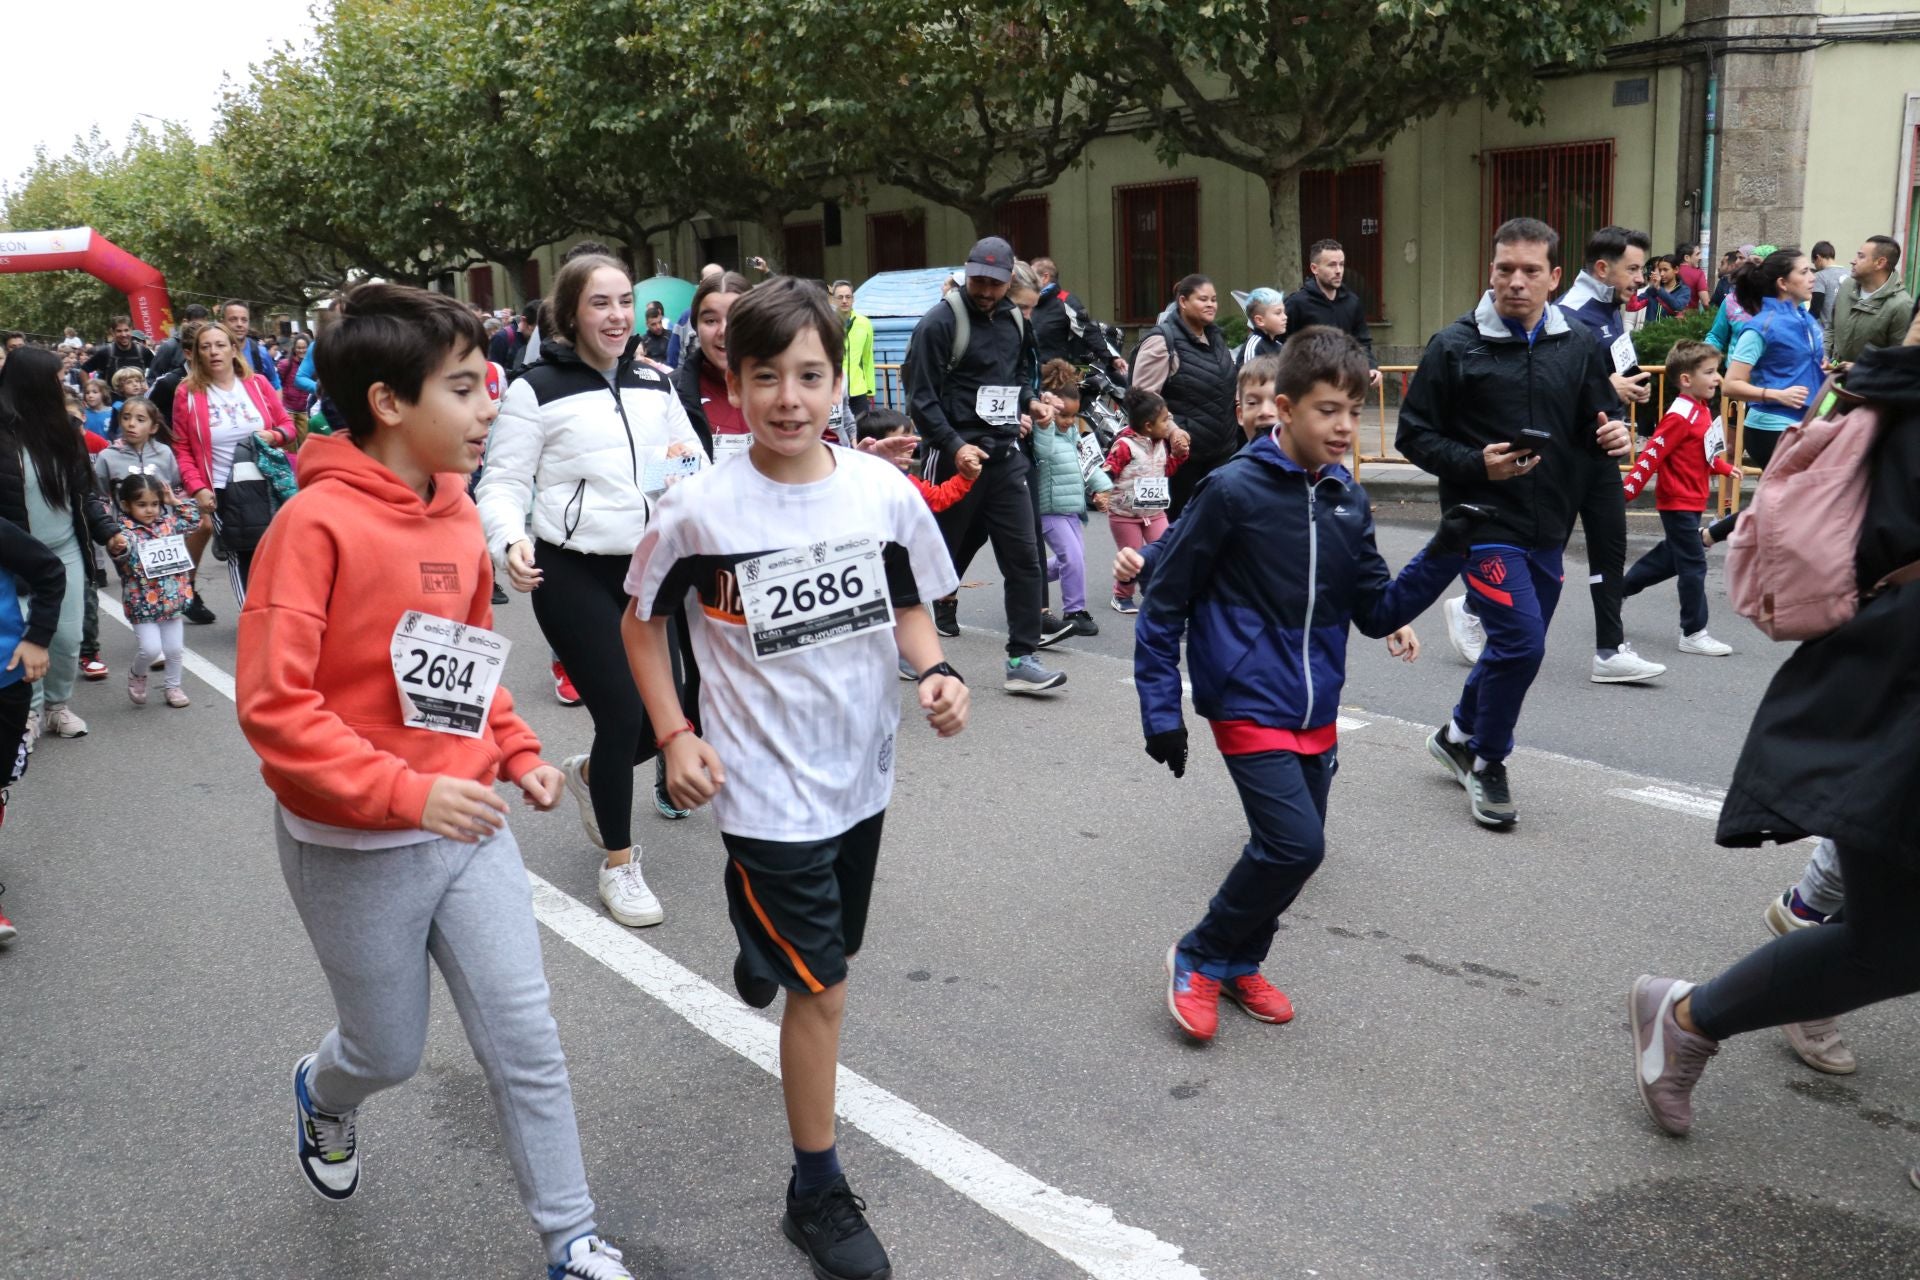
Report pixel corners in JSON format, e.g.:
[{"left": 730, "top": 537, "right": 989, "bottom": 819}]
[{"left": 656, "top": 720, "right": 696, "bottom": 750}]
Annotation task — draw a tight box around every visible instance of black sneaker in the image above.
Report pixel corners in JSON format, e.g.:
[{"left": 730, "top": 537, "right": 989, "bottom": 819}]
[
  {"left": 782, "top": 1173, "right": 891, "bottom": 1280},
  {"left": 491, "top": 583, "right": 509, "bottom": 605},
  {"left": 734, "top": 952, "right": 779, "bottom": 1009},
  {"left": 932, "top": 598, "right": 959, "bottom": 638},
  {"left": 1467, "top": 760, "right": 1518, "bottom": 828},
  {"left": 1037, "top": 611, "right": 1075, "bottom": 647},
  {"left": 184, "top": 597, "right": 217, "bottom": 625},
  {"left": 1425, "top": 727, "right": 1473, "bottom": 788},
  {"left": 1065, "top": 609, "right": 1099, "bottom": 637}
]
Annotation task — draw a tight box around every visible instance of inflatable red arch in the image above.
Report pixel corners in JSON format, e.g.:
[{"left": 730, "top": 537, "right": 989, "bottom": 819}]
[{"left": 0, "top": 227, "right": 171, "bottom": 338}]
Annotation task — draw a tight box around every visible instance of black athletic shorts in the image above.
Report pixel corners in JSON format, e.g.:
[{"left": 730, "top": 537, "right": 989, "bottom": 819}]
[{"left": 721, "top": 811, "right": 886, "bottom": 995}]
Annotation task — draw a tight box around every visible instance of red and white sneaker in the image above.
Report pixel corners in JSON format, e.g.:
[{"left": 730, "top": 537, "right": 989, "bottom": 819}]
[
  {"left": 80, "top": 657, "right": 109, "bottom": 680},
  {"left": 1165, "top": 944, "right": 1220, "bottom": 1041},
  {"left": 553, "top": 661, "right": 582, "bottom": 706},
  {"left": 0, "top": 886, "right": 16, "bottom": 946},
  {"left": 1223, "top": 972, "right": 1295, "bottom": 1024}
]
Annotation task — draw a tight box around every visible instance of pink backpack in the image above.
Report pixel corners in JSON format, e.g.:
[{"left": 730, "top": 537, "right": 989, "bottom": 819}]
[{"left": 1726, "top": 383, "right": 1920, "bottom": 640}]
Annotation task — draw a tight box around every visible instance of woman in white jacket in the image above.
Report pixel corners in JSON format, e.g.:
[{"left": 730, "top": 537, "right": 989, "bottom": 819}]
[{"left": 477, "top": 254, "right": 701, "bottom": 928}]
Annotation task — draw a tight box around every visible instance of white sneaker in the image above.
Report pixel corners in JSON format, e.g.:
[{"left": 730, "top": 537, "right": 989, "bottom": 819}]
[
  {"left": 42, "top": 704, "right": 88, "bottom": 738},
  {"left": 561, "top": 753, "right": 603, "bottom": 849},
  {"left": 598, "top": 857, "right": 664, "bottom": 927},
  {"left": 23, "top": 708, "right": 38, "bottom": 754},
  {"left": 1678, "top": 630, "right": 1733, "bottom": 657},
  {"left": 1591, "top": 643, "right": 1666, "bottom": 684},
  {"left": 1443, "top": 595, "right": 1486, "bottom": 665}
]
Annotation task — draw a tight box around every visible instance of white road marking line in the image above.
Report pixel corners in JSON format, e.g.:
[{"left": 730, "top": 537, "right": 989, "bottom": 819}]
[
  {"left": 528, "top": 878, "right": 1207, "bottom": 1280},
  {"left": 96, "top": 589, "right": 236, "bottom": 700},
  {"left": 1607, "top": 786, "right": 1725, "bottom": 821},
  {"left": 136, "top": 611, "right": 1210, "bottom": 1280}
]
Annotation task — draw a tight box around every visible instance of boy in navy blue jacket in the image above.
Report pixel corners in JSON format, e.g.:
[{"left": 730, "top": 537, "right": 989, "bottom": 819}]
[{"left": 1118, "top": 329, "right": 1487, "bottom": 1041}]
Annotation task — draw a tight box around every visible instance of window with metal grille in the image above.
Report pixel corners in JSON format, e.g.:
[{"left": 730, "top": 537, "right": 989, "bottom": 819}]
[
  {"left": 467, "top": 265, "right": 495, "bottom": 313},
  {"left": 1482, "top": 140, "right": 1615, "bottom": 269},
  {"left": 1114, "top": 180, "right": 1199, "bottom": 323},
  {"left": 520, "top": 259, "right": 542, "bottom": 303},
  {"left": 994, "top": 196, "right": 1051, "bottom": 260},
  {"left": 1299, "top": 162, "right": 1385, "bottom": 321},
  {"left": 868, "top": 212, "right": 927, "bottom": 274},
  {"left": 783, "top": 222, "right": 826, "bottom": 282},
  {"left": 1612, "top": 78, "right": 1650, "bottom": 108}
]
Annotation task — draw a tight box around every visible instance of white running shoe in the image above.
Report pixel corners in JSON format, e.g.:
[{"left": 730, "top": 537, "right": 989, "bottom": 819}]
[
  {"left": 1443, "top": 595, "right": 1486, "bottom": 665},
  {"left": 42, "top": 704, "right": 88, "bottom": 738},
  {"left": 1678, "top": 630, "right": 1733, "bottom": 657},
  {"left": 561, "top": 753, "right": 603, "bottom": 849},
  {"left": 598, "top": 857, "right": 664, "bottom": 927},
  {"left": 1591, "top": 643, "right": 1666, "bottom": 684}
]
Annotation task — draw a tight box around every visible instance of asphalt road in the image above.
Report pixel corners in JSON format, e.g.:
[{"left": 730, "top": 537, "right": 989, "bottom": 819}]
[{"left": 5, "top": 510, "right": 1916, "bottom": 1280}]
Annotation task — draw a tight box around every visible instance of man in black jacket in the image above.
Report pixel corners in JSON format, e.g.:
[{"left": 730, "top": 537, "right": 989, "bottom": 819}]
[
  {"left": 1395, "top": 217, "right": 1630, "bottom": 829},
  {"left": 146, "top": 304, "right": 210, "bottom": 381},
  {"left": 1030, "top": 258, "right": 1126, "bottom": 380},
  {"left": 905, "top": 236, "right": 1068, "bottom": 694},
  {"left": 81, "top": 316, "right": 153, "bottom": 378},
  {"left": 1285, "top": 240, "right": 1380, "bottom": 389}
]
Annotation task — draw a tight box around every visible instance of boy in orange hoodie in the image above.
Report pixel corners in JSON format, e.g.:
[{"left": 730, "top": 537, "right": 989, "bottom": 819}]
[{"left": 236, "top": 283, "right": 634, "bottom": 1280}]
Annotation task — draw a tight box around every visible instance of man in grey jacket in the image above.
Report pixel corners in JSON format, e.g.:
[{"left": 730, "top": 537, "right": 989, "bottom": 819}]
[{"left": 1828, "top": 236, "right": 1916, "bottom": 367}]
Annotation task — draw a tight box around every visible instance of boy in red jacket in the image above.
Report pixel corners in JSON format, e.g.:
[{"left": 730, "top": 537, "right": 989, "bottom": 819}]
[
  {"left": 1621, "top": 339, "right": 1741, "bottom": 657},
  {"left": 235, "top": 283, "right": 634, "bottom": 1280}
]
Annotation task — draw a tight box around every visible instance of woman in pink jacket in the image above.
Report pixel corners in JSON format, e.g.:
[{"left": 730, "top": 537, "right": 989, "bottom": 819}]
[{"left": 171, "top": 319, "right": 295, "bottom": 606}]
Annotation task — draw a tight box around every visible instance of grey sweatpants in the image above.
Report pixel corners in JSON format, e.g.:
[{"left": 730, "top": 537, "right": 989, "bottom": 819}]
[
  {"left": 1794, "top": 838, "right": 1844, "bottom": 918},
  {"left": 277, "top": 812, "right": 595, "bottom": 1263}
]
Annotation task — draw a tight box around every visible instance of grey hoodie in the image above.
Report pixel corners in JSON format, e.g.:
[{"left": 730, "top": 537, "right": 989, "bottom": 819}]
[{"left": 94, "top": 438, "right": 183, "bottom": 497}]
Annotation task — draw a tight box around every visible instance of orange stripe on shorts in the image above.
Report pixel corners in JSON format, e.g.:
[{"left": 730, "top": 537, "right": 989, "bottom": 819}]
[{"left": 734, "top": 860, "right": 825, "bottom": 994}]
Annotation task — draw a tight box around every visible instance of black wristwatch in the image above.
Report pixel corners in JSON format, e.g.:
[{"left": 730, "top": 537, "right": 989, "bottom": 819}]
[{"left": 917, "top": 662, "right": 964, "bottom": 685}]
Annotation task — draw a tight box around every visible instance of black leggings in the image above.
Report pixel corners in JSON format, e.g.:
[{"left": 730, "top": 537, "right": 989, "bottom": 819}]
[
  {"left": 1689, "top": 841, "right": 1920, "bottom": 1040},
  {"left": 530, "top": 541, "right": 692, "bottom": 852}
]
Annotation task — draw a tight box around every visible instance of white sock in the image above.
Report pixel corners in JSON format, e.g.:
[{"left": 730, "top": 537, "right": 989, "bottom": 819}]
[
  {"left": 1446, "top": 720, "right": 1469, "bottom": 746},
  {"left": 1472, "top": 756, "right": 1489, "bottom": 773}
]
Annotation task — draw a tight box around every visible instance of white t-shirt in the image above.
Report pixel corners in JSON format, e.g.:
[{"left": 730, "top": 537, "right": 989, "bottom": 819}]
[
  {"left": 206, "top": 380, "right": 265, "bottom": 489},
  {"left": 625, "top": 445, "right": 959, "bottom": 842}
]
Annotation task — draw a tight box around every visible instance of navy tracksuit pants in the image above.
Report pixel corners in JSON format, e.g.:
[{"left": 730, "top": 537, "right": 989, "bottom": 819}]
[
  {"left": 1623, "top": 510, "right": 1709, "bottom": 636},
  {"left": 1180, "top": 748, "right": 1336, "bottom": 979},
  {"left": 1453, "top": 545, "right": 1564, "bottom": 765}
]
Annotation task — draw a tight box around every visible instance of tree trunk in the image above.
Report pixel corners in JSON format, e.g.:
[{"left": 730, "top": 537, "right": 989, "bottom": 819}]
[
  {"left": 758, "top": 206, "right": 788, "bottom": 272},
  {"left": 1264, "top": 167, "right": 1304, "bottom": 292},
  {"left": 969, "top": 202, "right": 999, "bottom": 240},
  {"left": 495, "top": 251, "right": 532, "bottom": 307}
]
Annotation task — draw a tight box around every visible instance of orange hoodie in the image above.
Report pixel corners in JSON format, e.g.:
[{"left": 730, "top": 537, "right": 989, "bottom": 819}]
[{"left": 237, "top": 434, "right": 544, "bottom": 829}]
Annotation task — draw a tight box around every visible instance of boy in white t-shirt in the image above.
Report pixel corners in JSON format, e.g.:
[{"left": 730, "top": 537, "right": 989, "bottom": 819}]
[{"left": 623, "top": 277, "right": 969, "bottom": 1280}]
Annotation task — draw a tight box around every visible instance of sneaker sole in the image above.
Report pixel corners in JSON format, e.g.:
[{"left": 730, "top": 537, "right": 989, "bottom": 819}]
[
  {"left": 1004, "top": 675, "right": 1067, "bottom": 694},
  {"left": 1470, "top": 797, "right": 1518, "bottom": 829},
  {"left": 601, "top": 894, "right": 665, "bottom": 928},
  {"left": 1426, "top": 732, "right": 1471, "bottom": 789},
  {"left": 82, "top": 669, "right": 108, "bottom": 681},
  {"left": 1036, "top": 629, "right": 1075, "bottom": 648},
  {"left": 1627, "top": 976, "right": 1688, "bottom": 1138},
  {"left": 293, "top": 1056, "right": 360, "bottom": 1202},
  {"left": 1164, "top": 944, "right": 1215, "bottom": 1041},
  {"left": 563, "top": 760, "right": 605, "bottom": 849},
  {"left": 1220, "top": 985, "right": 1293, "bottom": 1025},
  {"left": 781, "top": 1213, "right": 893, "bottom": 1280},
  {"left": 555, "top": 689, "right": 583, "bottom": 706},
  {"left": 1677, "top": 647, "right": 1731, "bottom": 657},
  {"left": 653, "top": 792, "right": 692, "bottom": 821},
  {"left": 1590, "top": 669, "right": 1666, "bottom": 684}
]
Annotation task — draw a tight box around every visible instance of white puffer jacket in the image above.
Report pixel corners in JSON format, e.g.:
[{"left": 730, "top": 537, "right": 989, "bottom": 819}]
[{"left": 477, "top": 337, "right": 700, "bottom": 559}]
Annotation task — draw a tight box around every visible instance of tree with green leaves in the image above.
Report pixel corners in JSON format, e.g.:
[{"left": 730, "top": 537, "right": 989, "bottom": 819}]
[{"left": 1091, "top": 0, "right": 1648, "bottom": 286}]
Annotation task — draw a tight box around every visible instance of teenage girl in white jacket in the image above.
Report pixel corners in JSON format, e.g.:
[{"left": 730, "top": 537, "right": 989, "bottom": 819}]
[{"left": 477, "top": 254, "right": 701, "bottom": 929}]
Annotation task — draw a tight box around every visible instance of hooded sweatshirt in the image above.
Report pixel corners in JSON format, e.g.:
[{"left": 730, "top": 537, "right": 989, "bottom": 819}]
[{"left": 236, "top": 434, "right": 543, "bottom": 831}]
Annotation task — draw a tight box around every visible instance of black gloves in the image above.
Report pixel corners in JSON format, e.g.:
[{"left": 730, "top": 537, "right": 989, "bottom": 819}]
[
  {"left": 1429, "top": 504, "right": 1493, "bottom": 557},
  {"left": 1144, "top": 727, "right": 1189, "bottom": 779}
]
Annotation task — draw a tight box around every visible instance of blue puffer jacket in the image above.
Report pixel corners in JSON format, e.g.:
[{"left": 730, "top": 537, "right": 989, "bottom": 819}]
[
  {"left": 1133, "top": 433, "right": 1461, "bottom": 736},
  {"left": 1031, "top": 420, "right": 1111, "bottom": 516}
]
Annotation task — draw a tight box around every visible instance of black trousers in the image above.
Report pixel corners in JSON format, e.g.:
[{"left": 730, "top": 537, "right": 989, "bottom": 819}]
[
  {"left": 1168, "top": 450, "right": 1230, "bottom": 522},
  {"left": 531, "top": 541, "right": 696, "bottom": 851},
  {"left": 1572, "top": 454, "right": 1627, "bottom": 651},
  {"left": 1691, "top": 841, "right": 1920, "bottom": 1040},
  {"left": 931, "top": 446, "right": 1042, "bottom": 657}
]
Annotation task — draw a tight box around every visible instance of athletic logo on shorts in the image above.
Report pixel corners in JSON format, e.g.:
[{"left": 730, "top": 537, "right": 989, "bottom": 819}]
[{"left": 1477, "top": 556, "right": 1507, "bottom": 586}]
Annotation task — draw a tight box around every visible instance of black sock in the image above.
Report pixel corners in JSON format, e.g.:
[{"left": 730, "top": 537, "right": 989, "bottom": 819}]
[{"left": 793, "top": 1143, "right": 842, "bottom": 1196}]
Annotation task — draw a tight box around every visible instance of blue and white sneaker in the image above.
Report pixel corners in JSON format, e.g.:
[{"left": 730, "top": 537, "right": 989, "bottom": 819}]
[
  {"left": 293, "top": 1053, "right": 359, "bottom": 1201},
  {"left": 1004, "top": 655, "right": 1067, "bottom": 695},
  {"left": 549, "top": 1233, "right": 634, "bottom": 1279}
]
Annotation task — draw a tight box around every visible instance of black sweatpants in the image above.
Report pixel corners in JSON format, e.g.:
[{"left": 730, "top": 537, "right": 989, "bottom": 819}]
[
  {"left": 930, "top": 446, "right": 1042, "bottom": 657},
  {"left": 531, "top": 541, "right": 692, "bottom": 852},
  {"left": 1690, "top": 841, "right": 1920, "bottom": 1040},
  {"left": 1572, "top": 454, "right": 1627, "bottom": 651}
]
